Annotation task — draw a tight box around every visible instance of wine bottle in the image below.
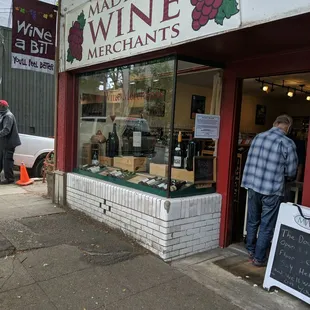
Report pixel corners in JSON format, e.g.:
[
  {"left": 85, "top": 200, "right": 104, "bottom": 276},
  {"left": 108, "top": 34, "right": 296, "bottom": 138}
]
[
  {"left": 186, "top": 133, "right": 196, "bottom": 171},
  {"left": 113, "top": 123, "right": 119, "bottom": 156},
  {"left": 146, "top": 178, "right": 158, "bottom": 186},
  {"left": 184, "top": 144, "right": 188, "bottom": 170},
  {"left": 106, "top": 132, "right": 111, "bottom": 157},
  {"left": 138, "top": 178, "right": 151, "bottom": 185},
  {"left": 133, "top": 119, "right": 142, "bottom": 157},
  {"left": 162, "top": 183, "right": 168, "bottom": 191},
  {"left": 122, "top": 128, "right": 130, "bottom": 156},
  {"left": 152, "top": 178, "right": 164, "bottom": 188},
  {"left": 92, "top": 151, "right": 99, "bottom": 166},
  {"left": 157, "top": 180, "right": 167, "bottom": 189},
  {"left": 170, "top": 180, "right": 186, "bottom": 192},
  {"left": 173, "top": 131, "right": 183, "bottom": 168},
  {"left": 107, "top": 123, "right": 119, "bottom": 157}
]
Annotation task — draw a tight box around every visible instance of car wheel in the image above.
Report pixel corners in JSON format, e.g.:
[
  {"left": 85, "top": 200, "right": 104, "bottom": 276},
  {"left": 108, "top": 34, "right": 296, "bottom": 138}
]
[{"left": 33, "top": 157, "right": 45, "bottom": 178}]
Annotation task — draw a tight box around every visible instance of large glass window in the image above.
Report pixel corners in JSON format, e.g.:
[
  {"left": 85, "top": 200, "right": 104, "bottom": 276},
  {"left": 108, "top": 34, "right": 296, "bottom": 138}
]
[
  {"left": 76, "top": 57, "right": 218, "bottom": 198},
  {"left": 77, "top": 57, "right": 176, "bottom": 196}
]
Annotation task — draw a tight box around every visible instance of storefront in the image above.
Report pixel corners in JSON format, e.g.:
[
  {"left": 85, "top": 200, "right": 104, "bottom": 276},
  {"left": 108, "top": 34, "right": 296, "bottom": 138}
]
[{"left": 55, "top": 0, "right": 310, "bottom": 260}]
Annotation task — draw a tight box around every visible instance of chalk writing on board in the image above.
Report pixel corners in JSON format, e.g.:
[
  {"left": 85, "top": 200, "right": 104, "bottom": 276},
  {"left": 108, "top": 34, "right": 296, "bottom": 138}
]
[{"left": 270, "top": 224, "right": 310, "bottom": 298}]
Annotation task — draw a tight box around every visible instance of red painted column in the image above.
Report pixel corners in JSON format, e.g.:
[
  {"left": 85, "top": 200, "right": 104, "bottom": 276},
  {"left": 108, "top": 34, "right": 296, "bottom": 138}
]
[
  {"left": 56, "top": 72, "right": 77, "bottom": 172},
  {"left": 217, "top": 70, "right": 242, "bottom": 247},
  {"left": 302, "top": 126, "right": 310, "bottom": 207}
]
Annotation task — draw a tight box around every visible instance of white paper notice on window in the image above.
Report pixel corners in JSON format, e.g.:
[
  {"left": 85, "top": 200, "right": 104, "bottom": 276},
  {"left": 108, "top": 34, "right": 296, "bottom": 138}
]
[
  {"left": 133, "top": 132, "right": 142, "bottom": 147},
  {"left": 194, "top": 114, "right": 220, "bottom": 139}
]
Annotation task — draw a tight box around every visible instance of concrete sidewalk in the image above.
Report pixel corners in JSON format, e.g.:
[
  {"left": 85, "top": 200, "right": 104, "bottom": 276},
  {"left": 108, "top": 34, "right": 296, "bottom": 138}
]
[
  {"left": 0, "top": 183, "right": 308, "bottom": 310},
  {"left": 0, "top": 183, "right": 241, "bottom": 310}
]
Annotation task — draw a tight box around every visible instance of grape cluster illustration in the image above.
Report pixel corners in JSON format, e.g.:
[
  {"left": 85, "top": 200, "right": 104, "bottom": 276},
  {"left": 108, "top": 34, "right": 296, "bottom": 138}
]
[
  {"left": 67, "top": 11, "right": 86, "bottom": 64},
  {"left": 68, "top": 21, "right": 83, "bottom": 61},
  {"left": 190, "top": 0, "right": 239, "bottom": 31}
]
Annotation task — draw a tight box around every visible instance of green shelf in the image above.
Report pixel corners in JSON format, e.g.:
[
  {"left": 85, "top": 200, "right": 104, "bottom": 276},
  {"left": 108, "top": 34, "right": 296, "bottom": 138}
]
[{"left": 74, "top": 169, "right": 216, "bottom": 198}]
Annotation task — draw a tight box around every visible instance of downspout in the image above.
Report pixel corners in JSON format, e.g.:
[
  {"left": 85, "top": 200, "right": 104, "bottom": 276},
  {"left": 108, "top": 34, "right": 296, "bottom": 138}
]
[{"left": 53, "top": 0, "right": 61, "bottom": 203}]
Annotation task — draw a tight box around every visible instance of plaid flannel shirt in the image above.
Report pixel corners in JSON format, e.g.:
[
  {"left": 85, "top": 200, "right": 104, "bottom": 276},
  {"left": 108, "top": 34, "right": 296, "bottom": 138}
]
[{"left": 241, "top": 127, "right": 298, "bottom": 196}]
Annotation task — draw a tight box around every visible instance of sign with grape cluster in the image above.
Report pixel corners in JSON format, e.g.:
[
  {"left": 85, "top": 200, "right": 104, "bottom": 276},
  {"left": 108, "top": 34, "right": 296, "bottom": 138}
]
[
  {"left": 191, "top": 0, "right": 239, "bottom": 31},
  {"left": 11, "top": 0, "right": 57, "bottom": 74},
  {"left": 64, "top": 0, "right": 240, "bottom": 71}
]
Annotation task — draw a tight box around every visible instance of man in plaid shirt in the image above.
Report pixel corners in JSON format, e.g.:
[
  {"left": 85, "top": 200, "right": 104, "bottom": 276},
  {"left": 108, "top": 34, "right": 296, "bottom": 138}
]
[{"left": 242, "top": 115, "right": 298, "bottom": 267}]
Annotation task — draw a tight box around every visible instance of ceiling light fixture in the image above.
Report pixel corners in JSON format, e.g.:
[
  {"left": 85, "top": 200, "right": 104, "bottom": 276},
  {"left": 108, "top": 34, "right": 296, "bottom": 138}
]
[
  {"left": 287, "top": 89, "right": 294, "bottom": 98},
  {"left": 256, "top": 79, "right": 310, "bottom": 99}
]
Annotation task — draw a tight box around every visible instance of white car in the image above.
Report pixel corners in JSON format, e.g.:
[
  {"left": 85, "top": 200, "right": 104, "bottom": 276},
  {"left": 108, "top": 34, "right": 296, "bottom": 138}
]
[{"left": 14, "top": 134, "right": 54, "bottom": 177}]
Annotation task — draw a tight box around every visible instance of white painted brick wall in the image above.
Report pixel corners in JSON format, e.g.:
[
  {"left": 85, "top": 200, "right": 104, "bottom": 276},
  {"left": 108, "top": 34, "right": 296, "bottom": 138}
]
[{"left": 66, "top": 173, "right": 222, "bottom": 261}]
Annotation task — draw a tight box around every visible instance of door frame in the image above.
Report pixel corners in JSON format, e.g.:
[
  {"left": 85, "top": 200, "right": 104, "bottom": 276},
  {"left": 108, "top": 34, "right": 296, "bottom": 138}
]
[{"left": 218, "top": 48, "right": 310, "bottom": 247}]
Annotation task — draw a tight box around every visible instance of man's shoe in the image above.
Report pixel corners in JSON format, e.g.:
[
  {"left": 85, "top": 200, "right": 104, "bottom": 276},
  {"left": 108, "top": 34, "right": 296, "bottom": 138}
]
[
  {"left": 252, "top": 258, "right": 267, "bottom": 267},
  {"left": 0, "top": 179, "right": 15, "bottom": 185},
  {"left": 248, "top": 252, "right": 255, "bottom": 262}
]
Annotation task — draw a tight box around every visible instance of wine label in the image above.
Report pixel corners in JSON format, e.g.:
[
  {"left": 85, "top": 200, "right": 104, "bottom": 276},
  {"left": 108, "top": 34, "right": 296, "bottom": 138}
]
[
  {"left": 173, "top": 156, "right": 182, "bottom": 168},
  {"left": 141, "top": 178, "right": 150, "bottom": 183},
  {"left": 147, "top": 179, "right": 157, "bottom": 186},
  {"left": 158, "top": 182, "right": 166, "bottom": 189},
  {"left": 133, "top": 132, "right": 142, "bottom": 147}
]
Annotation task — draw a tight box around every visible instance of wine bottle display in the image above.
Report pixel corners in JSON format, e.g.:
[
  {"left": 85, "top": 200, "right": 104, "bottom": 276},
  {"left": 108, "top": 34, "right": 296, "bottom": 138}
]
[
  {"left": 92, "top": 151, "right": 99, "bottom": 166},
  {"left": 186, "top": 133, "right": 196, "bottom": 171},
  {"left": 107, "top": 123, "right": 119, "bottom": 157},
  {"left": 122, "top": 128, "right": 130, "bottom": 156},
  {"left": 133, "top": 119, "right": 142, "bottom": 157},
  {"left": 173, "top": 131, "right": 183, "bottom": 168}
]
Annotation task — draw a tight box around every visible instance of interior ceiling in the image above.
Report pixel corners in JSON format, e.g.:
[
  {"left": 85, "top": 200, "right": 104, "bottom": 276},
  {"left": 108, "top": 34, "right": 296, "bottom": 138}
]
[
  {"left": 243, "top": 72, "right": 310, "bottom": 102},
  {"left": 179, "top": 70, "right": 310, "bottom": 104}
]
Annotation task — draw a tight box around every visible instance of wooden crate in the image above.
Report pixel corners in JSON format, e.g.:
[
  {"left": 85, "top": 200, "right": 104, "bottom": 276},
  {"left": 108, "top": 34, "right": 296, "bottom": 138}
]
[
  {"left": 113, "top": 156, "right": 147, "bottom": 172},
  {"left": 150, "top": 163, "right": 168, "bottom": 177},
  {"left": 171, "top": 168, "right": 194, "bottom": 182},
  {"left": 99, "top": 156, "right": 114, "bottom": 166},
  {"left": 82, "top": 143, "right": 92, "bottom": 165}
]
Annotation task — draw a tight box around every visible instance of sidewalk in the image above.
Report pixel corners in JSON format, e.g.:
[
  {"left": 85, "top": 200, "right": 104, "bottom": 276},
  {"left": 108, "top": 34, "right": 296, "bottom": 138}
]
[
  {"left": 171, "top": 246, "right": 309, "bottom": 310},
  {"left": 0, "top": 183, "right": 240, "bottom": 310},
  {"left": 0, "top": 183, "right": 308, "bottom": 310}
]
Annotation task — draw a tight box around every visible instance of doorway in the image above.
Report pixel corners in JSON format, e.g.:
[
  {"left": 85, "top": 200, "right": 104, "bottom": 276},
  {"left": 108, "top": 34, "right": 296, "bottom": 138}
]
[{"left": 232, "top": 73, "right": 310, "bottom": 243}]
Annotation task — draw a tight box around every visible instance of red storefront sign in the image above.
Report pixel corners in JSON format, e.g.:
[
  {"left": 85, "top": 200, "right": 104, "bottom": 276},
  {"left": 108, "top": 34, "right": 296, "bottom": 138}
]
[{"left": 11, "top": 0, "right": 57, "bottom": 74}]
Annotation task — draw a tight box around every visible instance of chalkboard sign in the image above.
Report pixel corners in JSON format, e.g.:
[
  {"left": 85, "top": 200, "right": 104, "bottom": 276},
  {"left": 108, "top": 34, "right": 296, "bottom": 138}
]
[
  {"left": 194, "top": 156, "right": 216, "bottom": 184},
  {"left": 271, "top": 225, "right": 310, "bottom": 296},
  {"left": 264, "top": 203, "right": 310, "bottom": 304}
]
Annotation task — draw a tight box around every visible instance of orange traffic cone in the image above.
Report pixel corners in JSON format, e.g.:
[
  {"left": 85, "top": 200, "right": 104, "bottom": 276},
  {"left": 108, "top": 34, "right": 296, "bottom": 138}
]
[{"left": 16, "top": 163, "right": 34, "bottom": 186}]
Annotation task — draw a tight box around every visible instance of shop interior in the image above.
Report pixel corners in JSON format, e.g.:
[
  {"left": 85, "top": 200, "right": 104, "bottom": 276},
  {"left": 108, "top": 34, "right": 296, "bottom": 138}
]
[
  {"left": 232, "top": 73, "right": 310, "bottom": 243},
  {"left": 77, "top": 58, "right": 221, "bottom": 198}
]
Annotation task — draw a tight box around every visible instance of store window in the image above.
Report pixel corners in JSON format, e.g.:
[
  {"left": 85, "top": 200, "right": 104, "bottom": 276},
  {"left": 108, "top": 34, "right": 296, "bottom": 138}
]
[
  {"left": 77, "top": 57, "right": 175, "bottom": 196},
  {"left": 76, "top": 57, "right": 219, "bottom": 197}
]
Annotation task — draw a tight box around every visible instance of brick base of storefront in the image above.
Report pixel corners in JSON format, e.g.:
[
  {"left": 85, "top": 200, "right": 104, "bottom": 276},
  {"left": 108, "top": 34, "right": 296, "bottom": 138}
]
[{"left": 66, "top": 173, "right": 222, "bottom": 261}]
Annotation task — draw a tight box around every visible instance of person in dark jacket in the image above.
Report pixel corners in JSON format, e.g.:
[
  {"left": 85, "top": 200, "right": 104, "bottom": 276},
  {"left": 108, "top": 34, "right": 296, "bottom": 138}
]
[{"left": 0, "top": 100, "right": 21, "bottom": 184}]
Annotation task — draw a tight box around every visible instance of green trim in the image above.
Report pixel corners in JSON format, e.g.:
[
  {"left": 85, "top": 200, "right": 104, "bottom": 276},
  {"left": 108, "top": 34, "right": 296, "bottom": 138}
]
[{"left": 73, "top": 169, "right": 216, "bottom": 198}]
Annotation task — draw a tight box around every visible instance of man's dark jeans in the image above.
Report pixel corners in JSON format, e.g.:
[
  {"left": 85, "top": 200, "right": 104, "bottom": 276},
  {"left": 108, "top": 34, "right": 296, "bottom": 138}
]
[
  {"left": 246, "top": 189, "right": 283, "bottom": 263},
  {"left": 0, "top": 148, "right": 15, "bottom": 182}
]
